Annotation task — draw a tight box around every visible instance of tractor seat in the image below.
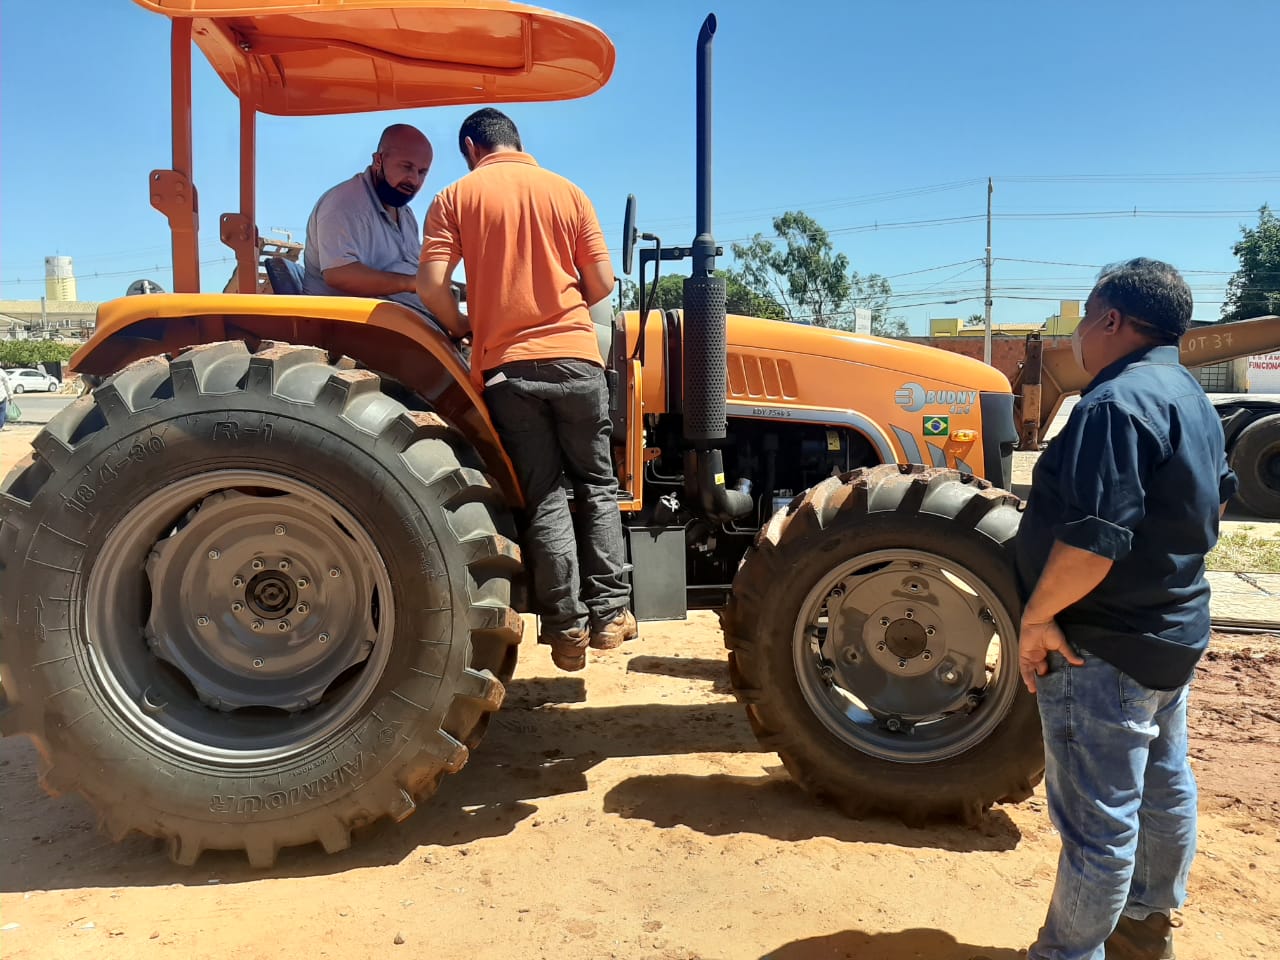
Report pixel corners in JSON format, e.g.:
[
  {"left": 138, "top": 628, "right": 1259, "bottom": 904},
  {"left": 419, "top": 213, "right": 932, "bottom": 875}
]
[
  {"left": 265, "top": 256, "right": 305, "bottom": 296},
  {"left": 588, "top": 297, "right": 615, "bottom": 365}
]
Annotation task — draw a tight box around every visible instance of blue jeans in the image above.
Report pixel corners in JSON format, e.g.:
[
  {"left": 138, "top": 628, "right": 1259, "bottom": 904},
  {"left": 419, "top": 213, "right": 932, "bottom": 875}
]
[
  {"left": 0, "top": 398, "right": 7, "bottom": 429},
  {"left": 1028, "top": 651, "right": 1197, "bottom": 960}
]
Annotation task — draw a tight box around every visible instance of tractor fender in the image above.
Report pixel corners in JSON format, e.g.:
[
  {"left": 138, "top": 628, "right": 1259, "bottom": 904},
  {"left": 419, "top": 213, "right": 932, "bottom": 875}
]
[{"left": 69, "top": 293, "right": 522, "bottom": 504}]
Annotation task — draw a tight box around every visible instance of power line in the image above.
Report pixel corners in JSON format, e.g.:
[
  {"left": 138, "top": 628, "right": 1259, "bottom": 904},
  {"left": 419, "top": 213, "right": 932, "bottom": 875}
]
[
  {"left": 712, "top": 208, "right": 1263, "bottom": 248},
  {"left": 882, "top": 258, "right": 983, "bottom": 279},
  {"left": 598, "top": 177, "right": 986, "bottom": 235},
  {"left": 998, "top": 171, "right": 1280, "bottom": 183},
  {"left": 0, "top": 256, "right": 235, "bottom": 287}
]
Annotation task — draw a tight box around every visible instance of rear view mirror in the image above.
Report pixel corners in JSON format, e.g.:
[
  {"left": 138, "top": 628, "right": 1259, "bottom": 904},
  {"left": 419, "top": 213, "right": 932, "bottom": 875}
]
[{"left": 622, "top": 194, "right": 637, "bottom": 275}]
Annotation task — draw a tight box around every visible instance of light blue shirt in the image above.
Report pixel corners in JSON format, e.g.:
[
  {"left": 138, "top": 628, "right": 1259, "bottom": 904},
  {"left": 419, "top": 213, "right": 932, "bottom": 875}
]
[{"left": 302, "top": 167, "right": 426, "bottom": 312}]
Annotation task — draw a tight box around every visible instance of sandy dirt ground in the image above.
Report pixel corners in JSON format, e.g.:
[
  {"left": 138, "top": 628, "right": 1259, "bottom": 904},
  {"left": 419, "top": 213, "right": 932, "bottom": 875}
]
[{"left": 2, "top": 425, "right": 1279, "bottom": 960}]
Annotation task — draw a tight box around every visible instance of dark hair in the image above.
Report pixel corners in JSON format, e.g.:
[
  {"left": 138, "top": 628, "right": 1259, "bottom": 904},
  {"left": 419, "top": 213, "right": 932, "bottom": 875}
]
[
  {"left": 458, "top": 108, "right": 522, "bottom": 156},
  {"left": 1092, "top": 257, "right": 1192, "bottom": 343}
]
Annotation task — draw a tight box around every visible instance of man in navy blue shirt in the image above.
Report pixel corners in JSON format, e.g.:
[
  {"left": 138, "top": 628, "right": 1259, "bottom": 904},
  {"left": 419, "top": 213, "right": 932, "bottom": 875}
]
[{"left": 1017, "top": 258, "right": 1236, "bottom": 960}]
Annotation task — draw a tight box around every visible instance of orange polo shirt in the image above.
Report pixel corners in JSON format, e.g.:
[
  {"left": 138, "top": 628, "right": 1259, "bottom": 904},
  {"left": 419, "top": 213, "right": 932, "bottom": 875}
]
[{"left": 421, "top": 152, "right": 611, "bottom": 387}]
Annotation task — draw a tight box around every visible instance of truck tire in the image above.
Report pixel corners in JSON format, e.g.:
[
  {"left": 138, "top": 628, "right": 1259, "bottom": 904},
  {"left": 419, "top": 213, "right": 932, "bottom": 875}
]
[
  {"left": 1230, "top": 413, "right": 1280, "bottom": 518},
  {"left": 723, "top": 464, "right": 1039, "bottom": 825},
  {"left": 0, "top": 342, "right": 523, "bottom": 867}
]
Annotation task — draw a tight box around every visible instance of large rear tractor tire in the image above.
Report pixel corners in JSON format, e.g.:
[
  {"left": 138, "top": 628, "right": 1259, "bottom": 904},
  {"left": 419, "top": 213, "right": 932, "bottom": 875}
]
[
  {"left": 1230, "top": 413, "right": 1280, "bottom": 518},
  {"left": 723, "top": 464, "right": 1039, "bottom": 825},
  {"left": 0, "top": 342, "right": 523, "bottom": 866}
]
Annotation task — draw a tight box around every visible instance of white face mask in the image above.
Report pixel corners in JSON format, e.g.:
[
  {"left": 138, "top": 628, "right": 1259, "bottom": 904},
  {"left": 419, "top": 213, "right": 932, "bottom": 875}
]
[
  {"left": 1071, "top": 321, "right": 1086, "bottom": 371},
  {"left": 1071, "top": 310, "right": 1105, "bottom": 373}
]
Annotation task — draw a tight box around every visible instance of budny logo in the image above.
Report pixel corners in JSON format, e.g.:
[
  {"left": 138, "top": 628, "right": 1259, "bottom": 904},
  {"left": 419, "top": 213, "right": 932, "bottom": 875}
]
[{"left": 894, "top": 381, "right": 977, "bottom": 414}]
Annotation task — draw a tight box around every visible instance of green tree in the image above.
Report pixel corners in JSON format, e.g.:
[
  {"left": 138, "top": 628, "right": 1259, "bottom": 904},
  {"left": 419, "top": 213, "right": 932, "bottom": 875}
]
[
  {"left": 731, "top": 210, "right": 906, "bottom": 336},
  {"left": 850, "top": 271, "right": 908, "bottom": 337},
  {"left": 721, "top": 270, "right": 788, "bottom": 320},
  {"left": 732, "top": 211, "right": 850, "bottom": 326},
  {"left": 0, "top": 340, "right": 77, "bottom": 368},
  {"left": 621, "top": 270, "right": 787, "bottom": 320},
  {"left": 1222, "top": 205, "right": 1280, "bottom": 323},
  {"left": 622, "top": 274, "right": 685, "bottom": 311},
  {"left": 965, "top": 313, "right": 985, "bottom": 327},
  {"left": 618, "top": 278, "right": 639, "bottom": 313}
]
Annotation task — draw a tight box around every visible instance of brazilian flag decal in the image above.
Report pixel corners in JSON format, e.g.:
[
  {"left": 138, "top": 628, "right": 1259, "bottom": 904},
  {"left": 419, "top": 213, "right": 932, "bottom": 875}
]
[{"left": 922, "top": 415, "right": 949, "bottom": 438}]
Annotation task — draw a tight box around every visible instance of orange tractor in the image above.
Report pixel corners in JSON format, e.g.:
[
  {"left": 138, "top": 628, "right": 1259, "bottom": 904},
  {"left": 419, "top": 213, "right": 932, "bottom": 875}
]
[{"left": 3, "top": 1, "right": 1276, "bottom": 867}]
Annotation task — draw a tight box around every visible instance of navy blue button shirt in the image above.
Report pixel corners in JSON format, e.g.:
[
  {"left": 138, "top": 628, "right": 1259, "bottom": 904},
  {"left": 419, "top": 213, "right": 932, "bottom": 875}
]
[{"left": 1015, "top": 344, "right": 1237, "bottom": 689}]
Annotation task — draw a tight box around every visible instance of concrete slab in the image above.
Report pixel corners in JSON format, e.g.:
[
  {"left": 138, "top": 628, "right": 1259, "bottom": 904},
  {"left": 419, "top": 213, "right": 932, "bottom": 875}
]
[{"left": 1209, "top": 570, "right": 1280, "bottom": 625}]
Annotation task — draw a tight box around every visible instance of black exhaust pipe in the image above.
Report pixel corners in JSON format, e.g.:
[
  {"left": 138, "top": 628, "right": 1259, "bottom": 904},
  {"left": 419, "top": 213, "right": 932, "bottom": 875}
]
[{"left": 683, "top": 13, "right": 752, "bottom": 524}]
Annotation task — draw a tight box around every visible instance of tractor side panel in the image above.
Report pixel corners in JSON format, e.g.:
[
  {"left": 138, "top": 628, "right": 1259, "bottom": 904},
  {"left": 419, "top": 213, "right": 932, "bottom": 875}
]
[{"left": 723, "top": 345, "right": 992, "bottom": 477}]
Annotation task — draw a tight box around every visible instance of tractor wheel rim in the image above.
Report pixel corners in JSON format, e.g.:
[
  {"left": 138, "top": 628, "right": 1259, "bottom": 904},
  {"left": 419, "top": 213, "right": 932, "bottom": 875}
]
[
  {"left": 85, "top": 470, "right": 397, "bottom": 765},
  {"left": 792, "top": 548, "right": 1018, "bottom": 763}
]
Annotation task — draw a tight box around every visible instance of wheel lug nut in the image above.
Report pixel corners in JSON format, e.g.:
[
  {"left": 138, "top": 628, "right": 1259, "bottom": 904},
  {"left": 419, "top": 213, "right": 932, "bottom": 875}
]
[
  {"left": 898, "top": 659, "right": 907, "bottom": 669},
  {"left": 197, "top": 616, "right": 210, "bottom": 627},
  {"left": 926, "top": 627, "right": 936, "bottom": 637},
  {"left": 922, "top": 650, "right": 932, "bottom": 661},
  {"left": 278, "top": 620, "right": 291, "bottom": 632},
  {"left": 879, "top": 617, "right": 890, "bottom": 627},
  {"left": 208, "top": 549, "right": 220, "bottom": 560},
  {"left": 232, "top": 602, "right": 244, "bottom": 613},
  {"left": 251, "top": 620, "right": 263, "bottom": 631},
  {"left": 275, "top": 525, "right": 286, "bottom": 536},
  {"left": 887, "top": 717, "right": 902, "bottom": 732},
  {"left": 842, "top": 648, "right": 858, "bottom": 663},
  {"left": 905, "top": 609, "right": 915, "bottom": 619},
  {"left": 296, "top": 602, "right": 309, "bottom": 614},
  {"left": 329, "top": 567, "right": 341, "bottom": 579},
  {"left": 232, "top": 575, "right": 245, "bottom": 588},
  {"left": 876, "top": 641, "right": 887, "bottom": 652},
  {"left": 318, "top": 633, "right": 329, "bottom": 643},
  {"left": 278, "top": 559, "right": 291, "bottom": 571},
  {"left": 297, "top": 578, "right": 309, "bottom": 589},
  {"left": 253, "top": 658, "right": 264, "bottom": 668},
  {"left": 251, "top": 559, "right": 264, "bottom": 571}
]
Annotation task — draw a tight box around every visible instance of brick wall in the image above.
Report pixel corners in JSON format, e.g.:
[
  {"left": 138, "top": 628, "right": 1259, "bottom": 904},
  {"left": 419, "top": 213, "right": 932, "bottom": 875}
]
[
  {"left": 904, "top": 336, "right": 1069, "bottom": 384},
  {"left": 906, "top": 335, "right": 1248, "bottom": 391}
]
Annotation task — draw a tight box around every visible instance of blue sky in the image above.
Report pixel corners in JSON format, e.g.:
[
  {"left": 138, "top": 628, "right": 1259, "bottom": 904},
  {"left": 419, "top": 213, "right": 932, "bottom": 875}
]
[{"left": 3, "top": 0, "right": 1278, "bottom": 333}]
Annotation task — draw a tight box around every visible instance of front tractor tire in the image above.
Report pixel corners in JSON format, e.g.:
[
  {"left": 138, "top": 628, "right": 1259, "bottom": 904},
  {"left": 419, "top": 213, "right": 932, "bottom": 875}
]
[
  {"left": 724, "top": 465, "right": 1039, "bottom": 826},
  {"left": 0, "top": 342, "right": 523, "bottom": 867}
]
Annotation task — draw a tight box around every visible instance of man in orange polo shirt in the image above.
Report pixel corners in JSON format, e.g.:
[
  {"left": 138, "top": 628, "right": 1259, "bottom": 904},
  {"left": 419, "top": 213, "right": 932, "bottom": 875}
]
[{"left": 417, "top": 107, "right": 636, "bottom": 671}]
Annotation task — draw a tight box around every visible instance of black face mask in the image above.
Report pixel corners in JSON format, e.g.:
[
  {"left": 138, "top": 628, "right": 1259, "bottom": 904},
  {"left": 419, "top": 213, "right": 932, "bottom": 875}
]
[{"left": 373, "top": 165, "right": 414, "bottom": 208}]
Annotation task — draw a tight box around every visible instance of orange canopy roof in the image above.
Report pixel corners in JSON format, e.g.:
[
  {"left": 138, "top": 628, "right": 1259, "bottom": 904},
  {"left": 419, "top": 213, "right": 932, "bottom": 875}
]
[{"left": 132, "top": 0, "right": 615, "bottom": 116}]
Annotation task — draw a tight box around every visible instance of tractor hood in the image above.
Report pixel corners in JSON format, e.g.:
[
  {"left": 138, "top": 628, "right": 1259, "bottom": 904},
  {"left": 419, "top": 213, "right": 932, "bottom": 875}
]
[
  {"left": 725, "top": 313, "right": 1011, "bottom": 396},
  {"left": 132, "top": 0, "right": 615, "bottom": 116}
]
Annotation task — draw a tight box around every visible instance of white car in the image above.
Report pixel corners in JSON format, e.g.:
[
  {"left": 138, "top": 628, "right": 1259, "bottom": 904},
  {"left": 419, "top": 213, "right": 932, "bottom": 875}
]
[{"left": 5, "top": 368, "right": 61, "bottom": 393}]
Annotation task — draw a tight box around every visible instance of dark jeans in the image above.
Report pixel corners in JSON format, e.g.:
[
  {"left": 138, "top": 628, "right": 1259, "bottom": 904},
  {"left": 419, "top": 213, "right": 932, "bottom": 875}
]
[
  {"left": 0, "top": 399, "right": 8, "bottom": 429},
  {"left": 484, "top": 358, "right": 630, "bottom": 633}
]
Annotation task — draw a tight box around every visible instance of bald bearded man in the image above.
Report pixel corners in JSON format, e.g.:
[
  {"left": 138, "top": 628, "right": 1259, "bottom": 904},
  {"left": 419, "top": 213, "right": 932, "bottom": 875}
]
[{"left": 303, "top": 124, "right": 437, "bottom": 314}]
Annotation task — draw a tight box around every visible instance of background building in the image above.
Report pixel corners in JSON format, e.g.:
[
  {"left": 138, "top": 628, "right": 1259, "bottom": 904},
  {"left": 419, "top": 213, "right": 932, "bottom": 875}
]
[{"left": 1, "top": 255, "right": 100, "bottom": 341}]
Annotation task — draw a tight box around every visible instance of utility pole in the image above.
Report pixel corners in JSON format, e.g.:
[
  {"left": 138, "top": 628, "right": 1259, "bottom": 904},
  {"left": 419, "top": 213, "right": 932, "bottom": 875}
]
[{"left": 983, "top": 177, "right": 993, "bottom": 365}]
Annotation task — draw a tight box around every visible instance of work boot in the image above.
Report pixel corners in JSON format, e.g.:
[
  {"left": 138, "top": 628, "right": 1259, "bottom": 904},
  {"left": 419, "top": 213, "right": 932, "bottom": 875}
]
[
  {"left": 537, "top": 627, "right": 590, "bottom": 672},
  {"left": 1105, "top": 913, "right": 1175, "bottom": 960},
  {"left": 590, "top": 609, "right": 638, "bottom": 650}
]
